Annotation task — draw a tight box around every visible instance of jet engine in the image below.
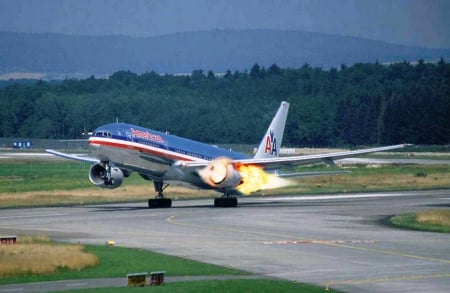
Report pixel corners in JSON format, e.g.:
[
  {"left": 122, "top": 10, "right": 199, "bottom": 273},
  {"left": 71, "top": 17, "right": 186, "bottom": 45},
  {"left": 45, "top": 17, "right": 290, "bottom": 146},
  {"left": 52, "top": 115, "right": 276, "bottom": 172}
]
[
  {"left": 89, "top": 163, "right": 124, "bottom": 189},
  {"left": 198, "top": 157, "right": 242, "bottom": 188}
]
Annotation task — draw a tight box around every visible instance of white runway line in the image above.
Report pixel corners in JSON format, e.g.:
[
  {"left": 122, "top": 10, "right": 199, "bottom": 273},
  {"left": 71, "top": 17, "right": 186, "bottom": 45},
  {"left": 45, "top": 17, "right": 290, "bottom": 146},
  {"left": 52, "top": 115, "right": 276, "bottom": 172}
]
[{"left": 258, "top": 192, "right": 426, "bottom": 201}]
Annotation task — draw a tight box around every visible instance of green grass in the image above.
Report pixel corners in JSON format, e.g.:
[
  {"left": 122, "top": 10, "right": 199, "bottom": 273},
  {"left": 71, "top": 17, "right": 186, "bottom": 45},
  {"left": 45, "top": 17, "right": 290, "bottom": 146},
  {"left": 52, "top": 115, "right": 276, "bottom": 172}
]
[
  {"left": 389, "top": 211, "right": 450, "bottom": 233},
  {"left": 2, "top": 161, "right": 448, "bottom": 194},
  {"left": 0, "top": 161, "right": 148, "bottom": 193},
  {"left": 0, "top": 244, "right": 331, "bottom": 292},
  {"left": 82, "top": 245, "right": 245, "bottom": 277},
  {"left": 63, "top": 279, "right": 331, "bottom": 293},
  {"left": 285, "top": 164, "right": 450, "bottom": 194},
  {"left": 294, "top": 164, "right": 450, "bottom": 178},
  {"left": 1, "top": 160, "right": 449, "bottom": 208},
  {"left": 0, "top": 245, "right": 245, "bottom": 285}
]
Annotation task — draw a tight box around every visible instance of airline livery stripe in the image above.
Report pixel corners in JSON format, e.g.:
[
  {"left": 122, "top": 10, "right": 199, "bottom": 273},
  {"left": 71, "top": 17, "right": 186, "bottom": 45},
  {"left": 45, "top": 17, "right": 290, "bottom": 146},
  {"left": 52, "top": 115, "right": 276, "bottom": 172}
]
[{"left": 88, "top": 138, "right": 201, "bottom": 163}]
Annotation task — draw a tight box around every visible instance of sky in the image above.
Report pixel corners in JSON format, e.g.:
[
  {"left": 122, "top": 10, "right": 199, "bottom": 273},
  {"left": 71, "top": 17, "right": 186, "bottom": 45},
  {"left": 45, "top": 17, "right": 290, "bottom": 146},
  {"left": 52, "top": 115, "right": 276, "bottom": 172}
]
[{"left": 0, "top": 0, "right": 449, "bottom": 49}]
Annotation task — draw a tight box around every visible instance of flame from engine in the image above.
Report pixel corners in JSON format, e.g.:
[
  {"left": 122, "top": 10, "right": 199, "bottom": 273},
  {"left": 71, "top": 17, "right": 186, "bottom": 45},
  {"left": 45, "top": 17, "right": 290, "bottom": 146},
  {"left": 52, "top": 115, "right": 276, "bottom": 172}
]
[{"left": 236, "top": 164, "right": 293, "bottom": 195}]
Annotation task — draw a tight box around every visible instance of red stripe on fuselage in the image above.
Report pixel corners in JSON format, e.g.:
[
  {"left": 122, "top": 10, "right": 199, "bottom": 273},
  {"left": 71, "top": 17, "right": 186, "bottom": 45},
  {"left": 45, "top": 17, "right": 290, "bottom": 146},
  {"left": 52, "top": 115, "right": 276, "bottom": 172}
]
[{"left": 88, "top": 138, "right": 196, "bottom": 163}]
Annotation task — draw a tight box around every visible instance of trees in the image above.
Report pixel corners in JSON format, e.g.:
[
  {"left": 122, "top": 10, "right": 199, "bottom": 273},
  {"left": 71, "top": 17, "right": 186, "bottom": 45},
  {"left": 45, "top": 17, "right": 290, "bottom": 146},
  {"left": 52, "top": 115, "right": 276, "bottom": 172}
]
[{"left": 0, "top": 61, "right": 448, "bottom": 146}]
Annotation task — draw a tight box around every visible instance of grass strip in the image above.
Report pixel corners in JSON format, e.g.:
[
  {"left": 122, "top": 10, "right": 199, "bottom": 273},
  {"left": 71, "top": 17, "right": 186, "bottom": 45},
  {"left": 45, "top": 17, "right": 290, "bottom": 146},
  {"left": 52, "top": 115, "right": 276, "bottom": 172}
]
[
  {"left": 389, "top": 210, "right": 450, "bottom": 233},
  {"left": 62, "top": 279, "right": 332, "bottom": 293},
  {"left": 1, "top": 160, "right": 450, "bottom": 208},
  {"left": 0, "top": 241, "right": 332, "bottom": 292},
  {"left": 0, "top": 243, "right": 245, "bottom": 285}
]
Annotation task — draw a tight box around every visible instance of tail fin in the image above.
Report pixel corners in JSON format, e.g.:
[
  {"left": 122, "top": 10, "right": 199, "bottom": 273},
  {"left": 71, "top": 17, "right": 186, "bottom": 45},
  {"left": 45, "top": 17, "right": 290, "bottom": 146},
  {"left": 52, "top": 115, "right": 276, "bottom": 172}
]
[{"left": 254, "top": 101, "right": 289, "bottom": 159}]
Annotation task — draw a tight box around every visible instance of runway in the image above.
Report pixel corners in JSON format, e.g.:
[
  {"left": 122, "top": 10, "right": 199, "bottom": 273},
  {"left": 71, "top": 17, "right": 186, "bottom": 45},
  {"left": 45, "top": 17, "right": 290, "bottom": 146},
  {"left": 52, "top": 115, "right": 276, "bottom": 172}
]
[{"left": 1, "top": 190, "right": 449, "bottom": 292}]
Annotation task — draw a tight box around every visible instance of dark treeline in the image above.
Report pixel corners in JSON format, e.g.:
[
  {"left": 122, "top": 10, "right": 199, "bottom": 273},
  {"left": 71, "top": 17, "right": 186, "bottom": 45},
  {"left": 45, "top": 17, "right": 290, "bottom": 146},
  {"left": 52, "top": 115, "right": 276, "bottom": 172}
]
[{"left": 0, "top": 60, "right": 449, "bottom": 147}]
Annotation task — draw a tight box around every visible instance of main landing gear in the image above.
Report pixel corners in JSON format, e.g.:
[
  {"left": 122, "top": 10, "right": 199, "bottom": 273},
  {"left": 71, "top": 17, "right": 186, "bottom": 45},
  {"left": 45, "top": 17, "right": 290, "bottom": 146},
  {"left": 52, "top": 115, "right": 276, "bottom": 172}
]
[
  {"left": 147, "top": 181, "right": 237, "bottom": 208},
  {"left": 148, "top": 181, "right": 172, "bottom": 208},
  {"left": 214, "top": 192, "right": 238, "bottom": 208}
]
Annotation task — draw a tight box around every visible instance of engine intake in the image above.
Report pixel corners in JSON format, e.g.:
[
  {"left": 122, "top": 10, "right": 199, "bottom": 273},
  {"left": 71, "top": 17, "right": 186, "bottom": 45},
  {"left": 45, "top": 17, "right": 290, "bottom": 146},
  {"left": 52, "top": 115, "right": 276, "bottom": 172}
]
[
  {"left": 89, "top": 163, "right": 124, "bottom": 189},
  {"left": 198, "top": 157, "right": 242, "bottom": 188}
]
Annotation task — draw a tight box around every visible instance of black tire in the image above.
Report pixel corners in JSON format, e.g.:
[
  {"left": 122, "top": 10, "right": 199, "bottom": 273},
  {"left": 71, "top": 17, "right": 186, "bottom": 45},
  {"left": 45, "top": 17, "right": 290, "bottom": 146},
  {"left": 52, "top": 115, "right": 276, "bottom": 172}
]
[
  {"left": 163, "top": 198, "right": 172, "bottom": 208},
  {"left": 148, "top": 198, "right": 172, "bottom": 208},
  {"left": 214, "top": 197, "right": 238, "bottom": 207}
]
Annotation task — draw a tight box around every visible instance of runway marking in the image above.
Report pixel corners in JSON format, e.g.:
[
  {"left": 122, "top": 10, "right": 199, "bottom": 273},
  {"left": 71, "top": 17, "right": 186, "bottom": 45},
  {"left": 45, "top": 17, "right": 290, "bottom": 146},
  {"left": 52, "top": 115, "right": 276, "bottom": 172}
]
[
  {"left": 263, "top": 240, "right": 376, "bottom": 245},
  {"left": 257, "top": 192, "right": 425, "bottom": 201},
  {"left": 0, "top": 213, "right": 69, "bottom": 220},
  {"left": 324, "top": 272, "right": 450, "bottom": 288},
  {"left": 167, "top": 215, "right": 450, "bottom": 265},
  {"left": 66, "top": 283, "right": 88, "bottom": 287},
  {"left": 324, "top": 241, "right": 450, "bottom": 264}
]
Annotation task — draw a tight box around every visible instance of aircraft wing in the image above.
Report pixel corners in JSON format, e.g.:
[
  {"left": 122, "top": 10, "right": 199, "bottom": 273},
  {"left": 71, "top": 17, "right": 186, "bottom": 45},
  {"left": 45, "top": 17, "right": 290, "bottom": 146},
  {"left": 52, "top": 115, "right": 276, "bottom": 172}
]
[
  {"left": 182, "top": 144, "right": 410, "bottom": 169},
  {"left": 239, "top": 144, "right": 410, "bottom": 169},
  {"left": 276, "top": 170, "right": 351, "bottom": 178},
  {"left": 46, "top": 149, "right": 100, "bottom": 164}
]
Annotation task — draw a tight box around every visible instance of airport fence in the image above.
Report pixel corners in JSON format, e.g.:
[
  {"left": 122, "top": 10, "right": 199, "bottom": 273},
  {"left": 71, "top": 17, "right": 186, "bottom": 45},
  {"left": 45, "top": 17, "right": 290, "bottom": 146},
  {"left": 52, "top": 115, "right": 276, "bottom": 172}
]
[{"left": 0, "top": 138, "right": 89, "bottom": 151}]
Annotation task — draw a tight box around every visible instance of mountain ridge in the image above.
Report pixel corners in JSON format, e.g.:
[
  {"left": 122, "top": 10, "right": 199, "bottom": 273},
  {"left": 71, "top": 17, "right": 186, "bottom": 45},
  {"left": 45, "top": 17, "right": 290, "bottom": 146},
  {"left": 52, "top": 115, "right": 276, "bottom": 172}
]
[{"left": 0, "top": 29, "right": 449, "bottom": 77}]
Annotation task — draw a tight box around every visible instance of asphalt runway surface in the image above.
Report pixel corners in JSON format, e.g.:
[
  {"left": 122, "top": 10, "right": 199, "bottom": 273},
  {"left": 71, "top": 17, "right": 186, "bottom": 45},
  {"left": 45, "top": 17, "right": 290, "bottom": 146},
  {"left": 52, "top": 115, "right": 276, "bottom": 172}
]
[{"left": 1, "top": 190, "right": 449, "bottom": 292}]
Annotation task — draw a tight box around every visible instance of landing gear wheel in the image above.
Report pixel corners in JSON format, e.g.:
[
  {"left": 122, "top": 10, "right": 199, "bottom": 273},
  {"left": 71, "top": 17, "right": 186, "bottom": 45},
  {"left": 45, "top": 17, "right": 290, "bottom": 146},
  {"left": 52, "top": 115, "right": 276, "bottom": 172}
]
[
  {"left": 148, "top": 181, "right": 172, "bottom": 208},
  {"left": 214, "top": 197, "right": 238, "bottom": 207},
  {"left": 148, "top": 198, "right": 172, "bottom": 208}
]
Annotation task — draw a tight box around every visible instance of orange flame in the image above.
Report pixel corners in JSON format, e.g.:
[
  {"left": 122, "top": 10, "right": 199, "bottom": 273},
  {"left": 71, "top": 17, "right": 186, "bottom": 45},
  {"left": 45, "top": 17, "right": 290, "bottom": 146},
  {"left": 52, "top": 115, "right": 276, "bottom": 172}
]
[{"left": 235, "top": 164, "right": 292, "bottom": 195}]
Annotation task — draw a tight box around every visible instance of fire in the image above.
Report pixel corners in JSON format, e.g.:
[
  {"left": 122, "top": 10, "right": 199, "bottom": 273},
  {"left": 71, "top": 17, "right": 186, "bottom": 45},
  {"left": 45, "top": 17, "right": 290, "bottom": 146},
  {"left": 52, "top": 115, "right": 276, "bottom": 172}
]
[
  {"left": 235, "top": 164, "right": 292, "bottom": 195},
  {"left": 197, "top": 158, "right": 293, "bottom": 195}
]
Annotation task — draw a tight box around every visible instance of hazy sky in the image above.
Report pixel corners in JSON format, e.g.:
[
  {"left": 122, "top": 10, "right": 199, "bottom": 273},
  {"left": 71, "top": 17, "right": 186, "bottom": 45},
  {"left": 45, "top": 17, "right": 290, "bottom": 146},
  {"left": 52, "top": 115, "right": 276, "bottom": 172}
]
[{"left": 0, "top": 0, "right": 449, "bottom": 48}]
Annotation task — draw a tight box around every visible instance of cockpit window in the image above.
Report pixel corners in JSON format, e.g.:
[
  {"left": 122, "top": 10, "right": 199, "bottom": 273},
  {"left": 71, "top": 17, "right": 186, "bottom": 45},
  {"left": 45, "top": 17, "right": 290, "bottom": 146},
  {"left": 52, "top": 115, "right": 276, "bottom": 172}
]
[{"left": 94, "top": 131, "right": 112, "bottom": 137}]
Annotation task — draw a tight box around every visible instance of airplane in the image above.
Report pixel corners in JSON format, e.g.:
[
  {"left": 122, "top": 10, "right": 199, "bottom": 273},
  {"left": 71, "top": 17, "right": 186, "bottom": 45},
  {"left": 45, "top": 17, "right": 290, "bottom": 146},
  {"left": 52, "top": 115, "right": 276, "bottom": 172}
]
[{"left": 47, "top": 101, "right": 409, "bottom": 208}]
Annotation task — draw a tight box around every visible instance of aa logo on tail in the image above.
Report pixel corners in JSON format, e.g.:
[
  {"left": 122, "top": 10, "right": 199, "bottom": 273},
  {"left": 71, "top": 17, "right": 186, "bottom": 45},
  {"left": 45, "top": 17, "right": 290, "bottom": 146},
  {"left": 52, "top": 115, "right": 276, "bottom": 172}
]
[{"left": 264, "top": 130, "right": 277, "bottom": 155}]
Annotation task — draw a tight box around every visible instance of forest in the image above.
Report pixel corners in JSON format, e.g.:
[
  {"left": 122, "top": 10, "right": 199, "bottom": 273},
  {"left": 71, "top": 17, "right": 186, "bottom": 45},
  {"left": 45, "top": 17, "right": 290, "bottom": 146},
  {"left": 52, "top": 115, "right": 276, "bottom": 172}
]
[{"left": 0, "top": 60, "right": 449, "bottom": 147}]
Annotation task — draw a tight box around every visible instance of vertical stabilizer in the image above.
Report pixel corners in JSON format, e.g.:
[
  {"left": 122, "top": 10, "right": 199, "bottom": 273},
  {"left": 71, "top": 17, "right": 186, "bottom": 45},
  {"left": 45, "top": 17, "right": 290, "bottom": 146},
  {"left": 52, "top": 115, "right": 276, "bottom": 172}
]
[{"left": 254, "top": 101, "right": 289, "bottom": 159}]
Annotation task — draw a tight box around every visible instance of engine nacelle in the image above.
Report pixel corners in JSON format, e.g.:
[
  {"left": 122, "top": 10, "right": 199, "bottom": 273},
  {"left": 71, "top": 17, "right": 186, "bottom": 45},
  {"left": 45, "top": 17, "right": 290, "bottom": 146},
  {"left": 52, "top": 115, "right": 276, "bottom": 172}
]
[
  {"left": 198, "top": 157, "right": 242, "bottom": 188},
  {"left": 89, "top": 163, "right": 124, "bottom": 189}
]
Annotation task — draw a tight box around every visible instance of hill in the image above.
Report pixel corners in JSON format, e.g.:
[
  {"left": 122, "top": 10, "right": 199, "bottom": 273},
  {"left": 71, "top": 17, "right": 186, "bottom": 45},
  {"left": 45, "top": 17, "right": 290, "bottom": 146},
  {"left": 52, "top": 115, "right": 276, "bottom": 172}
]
[{"left": 0, "top": 30, "right": 449, "bottom": 77}]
